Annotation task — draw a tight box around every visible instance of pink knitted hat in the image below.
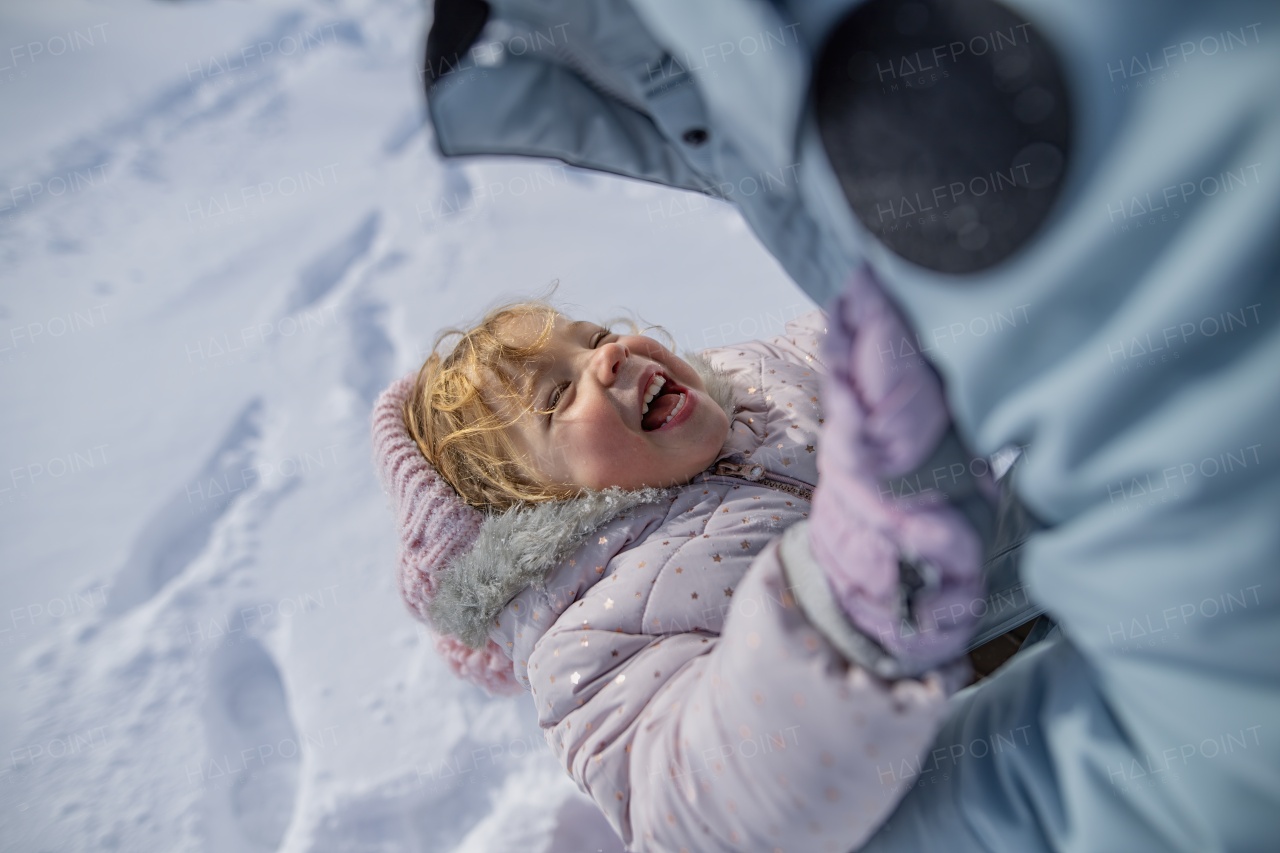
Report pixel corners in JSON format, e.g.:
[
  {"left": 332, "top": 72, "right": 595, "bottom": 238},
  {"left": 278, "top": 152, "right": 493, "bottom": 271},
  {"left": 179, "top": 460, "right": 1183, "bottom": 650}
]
[{"left": 371, "top": 373, "right": 522, "bottom": 696}]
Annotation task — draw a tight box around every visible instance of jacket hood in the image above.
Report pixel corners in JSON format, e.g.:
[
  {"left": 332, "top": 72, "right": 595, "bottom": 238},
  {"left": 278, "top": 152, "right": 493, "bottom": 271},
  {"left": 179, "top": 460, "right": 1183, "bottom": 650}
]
[{"left": 427, "top": 350, "right": 740, "bottom": 648}]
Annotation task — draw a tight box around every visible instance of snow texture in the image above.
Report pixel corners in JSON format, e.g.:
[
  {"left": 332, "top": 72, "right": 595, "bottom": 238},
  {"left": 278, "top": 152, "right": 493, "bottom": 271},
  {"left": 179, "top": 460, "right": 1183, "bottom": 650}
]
[{"left": 0, "top": 1, "right": 815, "bottom": 850}]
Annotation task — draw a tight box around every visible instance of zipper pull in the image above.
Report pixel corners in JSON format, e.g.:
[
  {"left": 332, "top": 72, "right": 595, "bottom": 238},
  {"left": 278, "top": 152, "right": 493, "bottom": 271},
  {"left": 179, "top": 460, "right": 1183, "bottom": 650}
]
[{"left": 714, "top": 461, "right": 765, "bottom": 481}]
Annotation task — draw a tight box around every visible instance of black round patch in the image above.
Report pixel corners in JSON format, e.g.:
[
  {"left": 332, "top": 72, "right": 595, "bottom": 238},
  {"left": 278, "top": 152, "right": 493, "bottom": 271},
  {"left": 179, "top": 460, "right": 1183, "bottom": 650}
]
[
  {"left": 813, "top": 0, "right": 1072, "bottom": 274},
  {"left": 682, "top": 127, "right": 710, "bottom": 146}
]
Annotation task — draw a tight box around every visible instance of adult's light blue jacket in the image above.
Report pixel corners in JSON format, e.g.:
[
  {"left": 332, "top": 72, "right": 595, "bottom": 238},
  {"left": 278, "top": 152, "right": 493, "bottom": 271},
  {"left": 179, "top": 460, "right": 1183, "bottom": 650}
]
[{"left": 422, "top": 0, "right": 1280, "bottom": 849}]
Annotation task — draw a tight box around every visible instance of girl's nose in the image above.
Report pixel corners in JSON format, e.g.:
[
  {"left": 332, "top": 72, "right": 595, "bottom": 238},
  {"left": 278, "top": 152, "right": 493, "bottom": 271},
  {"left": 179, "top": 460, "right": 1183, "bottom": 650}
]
[{"left": 592, "top": 341, "right": 628, "bottom": 386}]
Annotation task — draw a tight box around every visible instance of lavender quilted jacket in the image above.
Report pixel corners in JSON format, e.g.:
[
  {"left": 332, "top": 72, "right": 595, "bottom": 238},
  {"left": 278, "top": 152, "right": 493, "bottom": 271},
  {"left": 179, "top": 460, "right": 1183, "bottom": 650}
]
[{"left": 428, "top": 312, "right": 964, "bottom": 852}]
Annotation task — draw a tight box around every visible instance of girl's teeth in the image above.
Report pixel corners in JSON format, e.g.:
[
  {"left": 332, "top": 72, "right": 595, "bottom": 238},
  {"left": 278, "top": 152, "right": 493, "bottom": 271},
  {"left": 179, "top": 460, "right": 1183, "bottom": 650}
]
[
  {"left": 641, "top": 375, "right": 666, "bottom": 414},
  {"left": 660, "top": 393, "right": 686, "bottom": 425}
]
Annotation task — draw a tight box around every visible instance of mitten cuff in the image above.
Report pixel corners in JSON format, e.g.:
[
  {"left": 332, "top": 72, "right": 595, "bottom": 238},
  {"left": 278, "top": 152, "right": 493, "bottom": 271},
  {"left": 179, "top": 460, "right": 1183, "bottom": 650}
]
[{"left": 780, "top": 521, "right": 974, "bottom": 682}]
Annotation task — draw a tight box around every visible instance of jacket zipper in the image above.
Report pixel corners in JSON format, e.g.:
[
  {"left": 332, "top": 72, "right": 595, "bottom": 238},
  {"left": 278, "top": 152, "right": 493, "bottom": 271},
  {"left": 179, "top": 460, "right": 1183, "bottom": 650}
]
[{"left": 709, "top": 460, "right": 814, "bottom": 502}]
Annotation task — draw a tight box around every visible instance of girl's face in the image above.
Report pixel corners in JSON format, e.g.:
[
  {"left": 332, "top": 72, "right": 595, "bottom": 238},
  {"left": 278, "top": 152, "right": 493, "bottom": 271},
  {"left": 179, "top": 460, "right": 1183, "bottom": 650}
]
[{"left": 491, "top": 314, "right": 731, "bottom": 493}]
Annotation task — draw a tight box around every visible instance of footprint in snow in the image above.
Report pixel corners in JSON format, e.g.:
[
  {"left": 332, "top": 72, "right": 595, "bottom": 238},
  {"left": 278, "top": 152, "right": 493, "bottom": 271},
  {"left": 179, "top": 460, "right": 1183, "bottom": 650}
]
[
  {"left": 104, "top": 398, "right": 264, "bottom": 616},
  {"left": 200, "top": 636, "right": 303, "bottom": 850}
]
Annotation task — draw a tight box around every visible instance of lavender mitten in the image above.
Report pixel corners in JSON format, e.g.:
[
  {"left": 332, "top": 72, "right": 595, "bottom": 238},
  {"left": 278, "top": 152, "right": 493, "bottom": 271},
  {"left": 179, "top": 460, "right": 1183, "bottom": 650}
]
[{"left": 809, "top": 267, "right": 987, "bottom": 674}]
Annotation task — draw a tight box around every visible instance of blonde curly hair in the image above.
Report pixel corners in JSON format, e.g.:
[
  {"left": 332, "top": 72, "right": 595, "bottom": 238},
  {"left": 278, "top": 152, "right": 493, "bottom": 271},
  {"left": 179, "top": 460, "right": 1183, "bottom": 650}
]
[{"left": 404, "top": 298, "right": 578, "bottom": 512}]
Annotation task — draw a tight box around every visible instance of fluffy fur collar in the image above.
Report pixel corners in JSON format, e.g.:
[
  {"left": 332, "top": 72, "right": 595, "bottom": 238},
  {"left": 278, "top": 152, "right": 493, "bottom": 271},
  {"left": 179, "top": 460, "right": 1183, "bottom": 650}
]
[{"left": 427, "top": 352, "right": 740, "bottom": 648}]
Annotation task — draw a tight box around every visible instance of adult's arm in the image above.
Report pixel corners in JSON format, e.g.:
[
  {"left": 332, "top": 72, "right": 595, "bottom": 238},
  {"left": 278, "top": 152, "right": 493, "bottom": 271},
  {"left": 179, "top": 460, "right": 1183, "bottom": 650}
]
[{"left": 835, "top": 2, "right": 1280, "bottom": 846}]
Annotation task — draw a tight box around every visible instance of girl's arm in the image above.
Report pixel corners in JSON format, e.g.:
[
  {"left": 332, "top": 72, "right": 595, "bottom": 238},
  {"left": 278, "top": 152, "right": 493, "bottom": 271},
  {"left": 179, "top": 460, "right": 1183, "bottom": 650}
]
[{"left": 525, "top": 539, "right": 960, "bottom": 853}]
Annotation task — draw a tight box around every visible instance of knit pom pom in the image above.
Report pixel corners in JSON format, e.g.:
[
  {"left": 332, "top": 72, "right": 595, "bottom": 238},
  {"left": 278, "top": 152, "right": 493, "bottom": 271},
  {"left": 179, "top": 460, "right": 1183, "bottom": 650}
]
[{"left": 435, "top": 634, "right": 524, "bottom": 696}]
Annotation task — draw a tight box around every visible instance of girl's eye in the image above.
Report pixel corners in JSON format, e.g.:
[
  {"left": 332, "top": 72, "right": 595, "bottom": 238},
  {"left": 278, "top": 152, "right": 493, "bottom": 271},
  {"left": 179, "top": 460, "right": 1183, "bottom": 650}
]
[
  {"left": 547, "top": 330, "right": 609, "bottom": 421},
  {"left": 547, "top": 382, "right": 569, "bottom": 415}
]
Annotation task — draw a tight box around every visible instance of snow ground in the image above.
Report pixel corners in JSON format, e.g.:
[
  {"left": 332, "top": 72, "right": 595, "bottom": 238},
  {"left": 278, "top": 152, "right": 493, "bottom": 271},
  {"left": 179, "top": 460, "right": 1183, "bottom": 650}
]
[{"left": 0, "top": 1, "right": 814, "bottom": 850}]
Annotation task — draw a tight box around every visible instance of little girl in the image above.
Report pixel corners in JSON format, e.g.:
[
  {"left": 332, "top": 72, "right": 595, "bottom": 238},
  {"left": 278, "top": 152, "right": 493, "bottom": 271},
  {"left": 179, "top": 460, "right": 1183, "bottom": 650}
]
[{"left": 372, "top": 272, "right": 991, "bottom": 852}]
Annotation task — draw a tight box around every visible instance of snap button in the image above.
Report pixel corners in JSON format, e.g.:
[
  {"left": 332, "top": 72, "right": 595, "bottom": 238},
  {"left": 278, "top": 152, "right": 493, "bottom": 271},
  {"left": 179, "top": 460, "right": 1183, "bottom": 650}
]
[{"left": 681, "top": 128, "right": 709, "bottom": 146}]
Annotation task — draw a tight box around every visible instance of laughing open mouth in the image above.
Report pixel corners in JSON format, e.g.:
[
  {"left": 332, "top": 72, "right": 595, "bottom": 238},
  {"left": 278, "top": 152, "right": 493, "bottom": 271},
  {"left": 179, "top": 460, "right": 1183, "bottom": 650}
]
[{"left": 640, "top": 373, "right": 688, "bottom": 431}]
